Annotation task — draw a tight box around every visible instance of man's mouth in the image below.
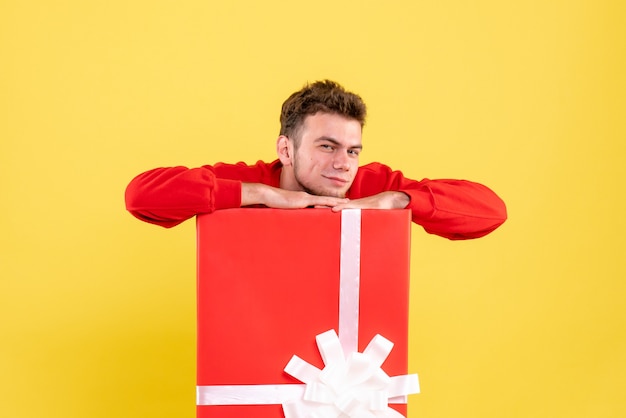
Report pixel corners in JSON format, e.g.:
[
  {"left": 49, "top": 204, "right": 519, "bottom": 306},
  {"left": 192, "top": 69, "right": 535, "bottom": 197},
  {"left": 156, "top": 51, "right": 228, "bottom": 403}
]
[{"left": 323, "top": 175, "right": 349, "bottom": 186}]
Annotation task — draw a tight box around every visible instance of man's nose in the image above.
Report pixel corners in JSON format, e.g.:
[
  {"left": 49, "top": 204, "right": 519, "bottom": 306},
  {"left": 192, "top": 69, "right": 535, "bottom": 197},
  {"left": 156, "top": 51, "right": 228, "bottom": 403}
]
[{"left": 333, "top": 151, "right": 350, "bottom": 170}]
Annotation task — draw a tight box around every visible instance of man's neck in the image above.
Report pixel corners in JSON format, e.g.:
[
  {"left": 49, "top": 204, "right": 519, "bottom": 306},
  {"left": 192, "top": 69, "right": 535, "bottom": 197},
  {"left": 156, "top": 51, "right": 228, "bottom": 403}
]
[{"left": 279, "top": 166, "right": 302, "bottom": 192}]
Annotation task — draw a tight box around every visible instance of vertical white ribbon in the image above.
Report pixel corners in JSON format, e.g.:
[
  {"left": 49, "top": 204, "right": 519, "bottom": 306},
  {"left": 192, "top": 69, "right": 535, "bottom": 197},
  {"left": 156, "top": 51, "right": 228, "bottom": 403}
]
[{"left": 338, "top": 209, "right": 361, "bottom": 356}]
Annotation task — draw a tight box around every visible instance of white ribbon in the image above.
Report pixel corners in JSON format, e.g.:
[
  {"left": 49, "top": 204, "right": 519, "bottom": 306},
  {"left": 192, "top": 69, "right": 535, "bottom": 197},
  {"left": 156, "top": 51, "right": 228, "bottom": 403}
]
[
  {"left": 338, "top": 209, "right": 361, "bottom": 356},
  {"left": 197, "top": 209, "right": 420, "bottom": 416},
  {"left": 283, "top": 329, "right": 419, "bottom": 418}
]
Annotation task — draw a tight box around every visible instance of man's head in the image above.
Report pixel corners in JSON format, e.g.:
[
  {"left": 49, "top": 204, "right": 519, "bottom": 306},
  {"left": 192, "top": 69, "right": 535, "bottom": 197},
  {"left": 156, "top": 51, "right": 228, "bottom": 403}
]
[
  {"left": 277, "top": 81, "right": 367, "bottom": 198},
  {"left": 279, "top": 80, "right": 367, "bottom": 145}
]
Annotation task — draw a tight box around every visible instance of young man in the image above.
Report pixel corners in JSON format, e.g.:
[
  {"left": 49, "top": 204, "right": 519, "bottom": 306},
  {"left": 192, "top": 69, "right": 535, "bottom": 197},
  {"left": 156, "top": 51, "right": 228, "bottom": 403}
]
[{"left": 125, "top": 80, "right": 507, "bottom": 240}]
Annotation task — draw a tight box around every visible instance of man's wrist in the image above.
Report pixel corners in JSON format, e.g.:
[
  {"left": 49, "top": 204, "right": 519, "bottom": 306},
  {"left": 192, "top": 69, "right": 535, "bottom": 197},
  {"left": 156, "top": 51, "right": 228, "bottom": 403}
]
[
  {"left": 394, "top": 191, "right": 410, "bottom": 209},
  {"left": 241, "top": 183, "right": 266, "bottom": 207}
]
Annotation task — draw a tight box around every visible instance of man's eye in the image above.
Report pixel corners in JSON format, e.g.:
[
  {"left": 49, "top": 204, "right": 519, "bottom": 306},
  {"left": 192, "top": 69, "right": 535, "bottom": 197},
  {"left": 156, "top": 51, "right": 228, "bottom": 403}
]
[
  {"left": 348, "top": 149, "right": 360, "bottom": 156},
  {"left": 321, "top": 144, "right": 334, "bottom": 150}
]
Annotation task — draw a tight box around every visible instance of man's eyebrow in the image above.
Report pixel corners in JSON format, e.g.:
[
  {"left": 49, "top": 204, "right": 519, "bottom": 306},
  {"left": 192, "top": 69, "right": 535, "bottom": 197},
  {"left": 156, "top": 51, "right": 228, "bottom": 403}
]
[{"left": 315, "top": 137, "right": 363, "bottom": 149}]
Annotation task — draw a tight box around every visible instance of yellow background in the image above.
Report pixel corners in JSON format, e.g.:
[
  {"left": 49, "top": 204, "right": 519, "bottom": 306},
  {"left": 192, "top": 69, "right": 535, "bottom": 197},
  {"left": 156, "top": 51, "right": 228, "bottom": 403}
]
[{"left": 1, "top": 1, "right": 624, "bottom": 417}]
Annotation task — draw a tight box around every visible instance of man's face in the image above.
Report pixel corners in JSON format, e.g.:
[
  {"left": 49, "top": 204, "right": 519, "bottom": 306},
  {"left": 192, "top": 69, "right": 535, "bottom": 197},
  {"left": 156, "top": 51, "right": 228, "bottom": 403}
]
[{"left": 290, "top": 112, "right": 362, "bottom": 198}]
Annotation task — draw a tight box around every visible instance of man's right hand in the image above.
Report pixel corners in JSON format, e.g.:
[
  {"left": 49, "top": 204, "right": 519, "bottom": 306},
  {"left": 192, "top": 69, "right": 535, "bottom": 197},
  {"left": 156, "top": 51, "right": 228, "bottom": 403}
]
[{"left": 242, "top": 183, "right": 348, "bottom": 209}]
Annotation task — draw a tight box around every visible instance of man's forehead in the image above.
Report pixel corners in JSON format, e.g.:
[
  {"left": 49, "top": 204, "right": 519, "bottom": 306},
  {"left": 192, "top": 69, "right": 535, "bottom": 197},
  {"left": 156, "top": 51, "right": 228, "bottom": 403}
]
[
  {"left": 303, "top": 111, "right": 360, "bottom": 125},
  {"left": 301, "top": 112, "right": 362, "bottom": 138}
]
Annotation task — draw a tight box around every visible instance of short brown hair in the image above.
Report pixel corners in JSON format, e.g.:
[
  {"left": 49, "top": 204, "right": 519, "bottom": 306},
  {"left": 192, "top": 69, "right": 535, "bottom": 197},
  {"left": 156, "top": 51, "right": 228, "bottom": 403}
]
[{"left": 279, "top": 80, "right": 367, "bottom": 141}]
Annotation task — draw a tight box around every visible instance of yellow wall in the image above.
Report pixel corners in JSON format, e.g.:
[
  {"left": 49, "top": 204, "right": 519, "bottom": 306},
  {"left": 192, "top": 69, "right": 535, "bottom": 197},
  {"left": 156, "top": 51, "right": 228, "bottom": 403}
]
[{"left": 2, "top": 1, "right": 624, "bottom": 417}]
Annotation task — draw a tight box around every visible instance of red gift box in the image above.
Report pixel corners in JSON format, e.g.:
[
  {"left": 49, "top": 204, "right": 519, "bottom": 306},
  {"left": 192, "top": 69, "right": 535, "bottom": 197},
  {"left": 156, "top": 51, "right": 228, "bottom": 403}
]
[{"left": 196, "top": 209, "right": 417, "bottom": 418}]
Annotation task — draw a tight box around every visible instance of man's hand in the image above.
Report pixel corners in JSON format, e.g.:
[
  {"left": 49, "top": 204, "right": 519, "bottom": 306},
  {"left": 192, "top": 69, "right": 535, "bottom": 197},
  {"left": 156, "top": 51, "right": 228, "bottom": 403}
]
[
  {"left": 242, "top": 184, "right": 408, "bottom": 211},
  {"left": 330, "top": 191, "right": 410, "bottom": 211},
  {"left": 242, "top": 183, "right": 349, "bottom": 209}
]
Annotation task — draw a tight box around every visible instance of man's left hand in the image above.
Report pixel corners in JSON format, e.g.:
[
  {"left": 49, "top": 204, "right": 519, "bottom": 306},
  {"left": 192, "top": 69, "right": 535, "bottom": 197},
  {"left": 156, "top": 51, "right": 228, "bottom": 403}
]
[{"left": 330, "top": 191, "right": 410, "bottom": 211}]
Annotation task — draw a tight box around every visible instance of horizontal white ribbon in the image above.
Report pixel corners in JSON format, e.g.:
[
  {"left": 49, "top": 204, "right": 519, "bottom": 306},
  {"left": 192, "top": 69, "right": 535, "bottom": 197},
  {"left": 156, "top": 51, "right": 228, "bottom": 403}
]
[
  {"left": 197, "top": 209, "right": 419, "bottom": 416},
  {"left": 196, "top": 384, "right": 411, "bottom": 406},
  {"left": 196, "top": 384, "right": 305, "bottom": 405}
]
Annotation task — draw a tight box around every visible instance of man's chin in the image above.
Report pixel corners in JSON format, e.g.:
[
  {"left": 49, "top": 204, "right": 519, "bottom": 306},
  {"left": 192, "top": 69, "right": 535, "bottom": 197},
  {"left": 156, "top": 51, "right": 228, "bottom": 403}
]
[{"left": 302, "top": 185, "right": 347, "bottom": 199}]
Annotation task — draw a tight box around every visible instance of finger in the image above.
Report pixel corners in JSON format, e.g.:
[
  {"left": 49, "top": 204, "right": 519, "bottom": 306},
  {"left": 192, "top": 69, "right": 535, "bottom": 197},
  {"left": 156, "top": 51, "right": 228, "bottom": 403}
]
[
  {"left": 311, "top": 197, "right": 348, "bottom": 206},
  {"left": 331, "top": 201, "right": 357, "bottom": 212}
]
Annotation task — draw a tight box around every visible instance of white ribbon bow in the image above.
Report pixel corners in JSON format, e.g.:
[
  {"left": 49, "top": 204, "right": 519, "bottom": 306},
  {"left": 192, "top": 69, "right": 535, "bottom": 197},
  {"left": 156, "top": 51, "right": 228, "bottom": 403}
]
[{"left": 283, "top": 329, "right": 419, "bottom": 418}]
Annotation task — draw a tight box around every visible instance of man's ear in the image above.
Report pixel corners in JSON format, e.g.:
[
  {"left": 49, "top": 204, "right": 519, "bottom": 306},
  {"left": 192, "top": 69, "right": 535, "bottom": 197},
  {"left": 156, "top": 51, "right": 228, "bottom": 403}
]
[{"left": 276, "top": 135, "right": 293, "bottom": 166}]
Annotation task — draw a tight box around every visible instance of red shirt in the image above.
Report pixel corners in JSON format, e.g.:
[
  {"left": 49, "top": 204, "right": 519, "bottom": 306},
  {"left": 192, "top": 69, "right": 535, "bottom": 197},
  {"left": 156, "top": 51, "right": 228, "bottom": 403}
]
[{"left": 125, "top": 160, "right": 507, "bottom": 240}]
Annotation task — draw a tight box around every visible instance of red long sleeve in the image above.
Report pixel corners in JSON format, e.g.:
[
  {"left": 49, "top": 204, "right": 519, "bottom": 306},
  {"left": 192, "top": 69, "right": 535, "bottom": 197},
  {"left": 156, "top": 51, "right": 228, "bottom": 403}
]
[
  {"left": 124, "top": 161, "right": 279, "bottom": 228},
  {"left": 403, "top": 180, "right": 506, "bottom": 239}
]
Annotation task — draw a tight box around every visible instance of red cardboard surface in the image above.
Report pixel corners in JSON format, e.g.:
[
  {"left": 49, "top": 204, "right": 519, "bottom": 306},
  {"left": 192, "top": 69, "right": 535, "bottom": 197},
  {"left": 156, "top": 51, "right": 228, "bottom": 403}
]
[{"left": 196, "top": 209, "right": 411, "bottom": 417}]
